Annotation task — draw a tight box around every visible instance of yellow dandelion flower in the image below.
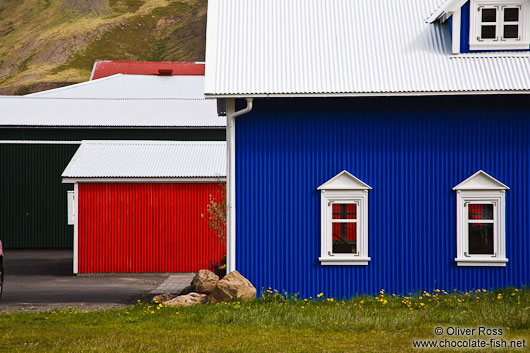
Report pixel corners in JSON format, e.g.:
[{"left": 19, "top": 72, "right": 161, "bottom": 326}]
[{"left": 317, "top": 293, "right": 324, "bottom": 298}]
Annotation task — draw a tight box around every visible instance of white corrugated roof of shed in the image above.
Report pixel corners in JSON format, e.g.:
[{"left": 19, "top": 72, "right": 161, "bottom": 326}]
[
  {"left": 0, "top": 96, "right": 225, "bottom": 127},
  {"left": 27, "top": 74, "right": 207, "bottom": 99},
  {"left": 204, "top": 0, "right": 530, "bottom": 96},
  {"left": 62, "top": 141, "right": 226, "bottom": 179}
]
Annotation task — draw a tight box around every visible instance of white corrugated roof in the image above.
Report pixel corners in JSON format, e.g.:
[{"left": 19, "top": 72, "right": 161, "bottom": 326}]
[
  {"left": 426, "top": 0, "right": 467, "bottom": 23},
  {"left": 27, "top": 74, "right": 206, "bottom": 99},
  {"left": 62, "top": 141, "right": 226, "bottom": 179},
  {"left": 204, "top": 0, "right": 530, "bottom": 96},
  {"left": 0, "top": 96, "right": 225, "bottom": 127}
]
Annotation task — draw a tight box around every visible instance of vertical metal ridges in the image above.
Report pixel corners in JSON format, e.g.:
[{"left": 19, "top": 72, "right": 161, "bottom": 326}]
[{"left": 236, "top": 96, "right": 529, "bottom": 297}]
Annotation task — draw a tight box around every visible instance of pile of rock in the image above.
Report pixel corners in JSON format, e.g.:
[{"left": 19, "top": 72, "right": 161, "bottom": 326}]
[{"left": 153, "top": 270, "right": 256, "bottom": 307}]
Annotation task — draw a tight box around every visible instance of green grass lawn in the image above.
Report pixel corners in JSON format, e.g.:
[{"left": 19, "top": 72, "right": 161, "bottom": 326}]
[{"left": 0, "top": 288, "right": 529, "bottom": 352}]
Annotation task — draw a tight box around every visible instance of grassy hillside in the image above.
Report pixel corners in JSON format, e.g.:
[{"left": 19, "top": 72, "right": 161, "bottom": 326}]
[{"left": 0, "top": 0, "right": 207, "bottom": 94}]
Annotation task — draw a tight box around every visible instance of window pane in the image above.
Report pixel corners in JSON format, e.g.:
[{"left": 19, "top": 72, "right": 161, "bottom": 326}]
[
  {"left": 468, "top": 204, "right": 493, "bottom": 220},
  {"left": 332, "top": 222, "right": 356, "bottom": 254},
  {"left": 504, "top": 25, "right": 519, "bottom": 38},
  {"left": 468, "top": 223, "right": 494, "bottom": 255},
  {"left": 481, "top": 25, "right": 496, "bottom": 39},
  {"left": 332, "top": 203, "right": 356, "bottom": 219},
  {"left": 504, "top": 8, "right": 519, "bottom": 21},
  {"left": 482, "top": 8, "right": 497, "bottom": 22}
]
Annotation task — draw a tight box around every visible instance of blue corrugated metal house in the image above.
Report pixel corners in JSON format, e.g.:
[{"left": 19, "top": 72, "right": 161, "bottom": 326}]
[{"left": 204, "top": 0, "right": 530, "bottom": 297}]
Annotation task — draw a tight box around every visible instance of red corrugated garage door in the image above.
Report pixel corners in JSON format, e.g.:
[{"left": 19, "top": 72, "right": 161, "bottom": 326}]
[{"left": 78, "top": 183, "right": 225, "bottom": 273}]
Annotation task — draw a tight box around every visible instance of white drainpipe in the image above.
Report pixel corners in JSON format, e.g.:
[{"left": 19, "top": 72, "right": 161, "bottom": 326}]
[{"left": 226, "top": 98, "right": 253, "bottom": 273}]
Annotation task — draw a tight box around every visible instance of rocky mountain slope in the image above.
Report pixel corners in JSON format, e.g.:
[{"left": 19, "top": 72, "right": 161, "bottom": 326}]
[{"left": 0, "top": 0, "right": 207, "bottom": 94}]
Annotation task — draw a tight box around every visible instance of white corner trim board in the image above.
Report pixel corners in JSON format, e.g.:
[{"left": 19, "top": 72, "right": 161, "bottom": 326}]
[
  {"left": 452, "top": 8, "right": 462, "bottom": 54},
  {"left": 73, "top": 183, "right": 79, "bottom": 274}
]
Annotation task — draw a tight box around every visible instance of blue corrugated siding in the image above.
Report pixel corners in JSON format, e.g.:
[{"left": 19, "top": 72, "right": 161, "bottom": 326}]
[
  {"left": 460, "top": 1, "right": 470, "bottom": 53},
  {"left": 236, "top": 96, "right": 530, "bottom": 298}
]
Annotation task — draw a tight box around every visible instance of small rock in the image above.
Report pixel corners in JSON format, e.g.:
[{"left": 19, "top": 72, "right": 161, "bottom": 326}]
[
  {"left": 191, "top": 270, "right": 219, "bottom": 294},
  {"left": 209, "top": 270, "right": 256, "bottom": 304},
  {"left": 165, "top": 292, "right": 209, "bottom": 307},
  {"left": 179, "top": 285, "right": 193, "bottom": 296},
  {"left": 152, "top": 293, "right": 175, "bottom": 303}
]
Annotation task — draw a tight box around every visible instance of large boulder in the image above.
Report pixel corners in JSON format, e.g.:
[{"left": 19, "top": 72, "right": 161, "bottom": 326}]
[
  {"left": 152, "top": 293, "right": 176, "bottom": 303},
  {"left": 165, "top": 292, "right": 209, "bottom": 307},
  {"left": 209, "top": 270, "right": 256, "bottom": 304},
  {"left": 191, "top": 270, "right": 219, "bottom": 294},
  {"left": 179, "top": 285, "right": 194, "bottom": 296}
]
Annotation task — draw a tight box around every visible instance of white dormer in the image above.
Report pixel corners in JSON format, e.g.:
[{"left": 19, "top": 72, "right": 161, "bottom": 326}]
[
  {"left": 469, "top": 0, "right": 530, "bottom": 50},
  {"left": 428, "top": 0, "right": 530, "bottom": 53},
  {"left": 453, "top": 170, "right": 509, "bottom": 266},
  {"left": 317, "top": 171, "right": 371, "bottom": 266}
]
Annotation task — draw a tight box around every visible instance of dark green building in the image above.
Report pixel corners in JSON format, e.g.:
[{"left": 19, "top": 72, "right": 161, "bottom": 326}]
[{"left": 0, "top": 94, "right": 225, "bottom": 249}]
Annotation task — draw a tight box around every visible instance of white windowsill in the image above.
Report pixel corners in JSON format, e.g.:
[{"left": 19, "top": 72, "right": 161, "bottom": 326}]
[
  {"left": 469, "top": 42, "right": 530, "bottom": 51},
  {"left": 319, "top": 257, "right": 370, "bottom": 266},
  {"left": 455, "top": 258, "right": 509, "bottom": 267}
]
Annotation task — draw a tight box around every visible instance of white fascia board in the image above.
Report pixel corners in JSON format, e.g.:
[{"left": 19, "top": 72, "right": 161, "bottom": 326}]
[
  {"left": 204, "top": 90, "right": 530, "bottom": 99},
  {"left": 426, "top": 0, "right": 469, "bottom": 23},
  {"left": 0, "top": 140, "right": 81, "bottom": 144},
  {"left": 62, "top": 177, "right": 226, "bottom": 184}
]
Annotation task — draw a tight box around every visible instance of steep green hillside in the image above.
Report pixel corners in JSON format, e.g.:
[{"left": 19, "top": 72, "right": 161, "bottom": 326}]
[{"left": 0, "top": 0, "right": 207, "bottom": 94}]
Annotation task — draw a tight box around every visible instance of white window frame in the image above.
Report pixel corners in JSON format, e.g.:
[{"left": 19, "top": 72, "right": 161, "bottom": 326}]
[
  {"left": 453, "top": 170, "right": 509, "bottom": 267},
  {"left": 469, "top": 0, "right": 530, "bottom": 50},
  {"left": 318, "top": 171, "right": 371, "bottom": 265}
]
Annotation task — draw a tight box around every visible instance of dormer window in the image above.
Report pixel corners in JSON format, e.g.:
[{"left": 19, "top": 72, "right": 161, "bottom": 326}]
[{"left": 470, "top": 0, "right": 530, "bottom": 50}]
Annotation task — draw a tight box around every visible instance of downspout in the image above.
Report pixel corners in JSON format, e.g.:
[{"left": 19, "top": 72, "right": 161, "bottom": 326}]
[{"left": 226, "top": 98, "right": 253, "bottom": 273}]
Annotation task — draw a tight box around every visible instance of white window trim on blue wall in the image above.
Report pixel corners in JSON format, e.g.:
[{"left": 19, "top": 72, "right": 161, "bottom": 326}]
[
  {"left": 453, "top": 170, "right": 509, "bottom": 267},
  {"left": 318, "top": 171, "right": 371, "bottom": 266},
  {"left": 469, "top": 0, "right": 530, "bottom": 50}
]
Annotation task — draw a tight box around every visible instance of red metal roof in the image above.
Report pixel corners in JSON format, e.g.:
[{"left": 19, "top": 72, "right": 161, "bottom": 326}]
[{"left": 90, "top": 60, "right": 205, "bottom": 80}]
